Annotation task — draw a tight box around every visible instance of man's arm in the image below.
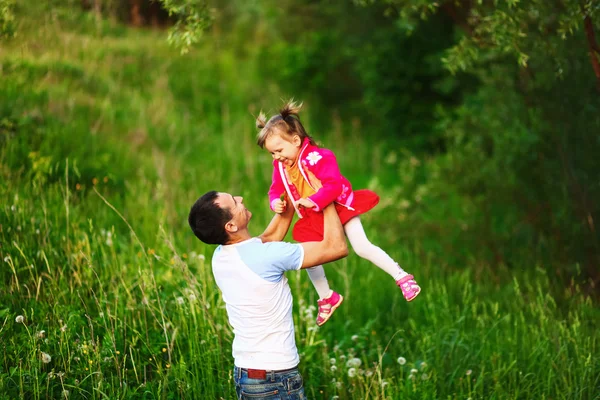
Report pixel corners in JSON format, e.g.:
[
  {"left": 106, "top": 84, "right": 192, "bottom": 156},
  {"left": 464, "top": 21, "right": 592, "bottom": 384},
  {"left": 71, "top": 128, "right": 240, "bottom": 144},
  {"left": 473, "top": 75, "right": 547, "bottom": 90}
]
[
  {"left": 299, "top": 204, "right": 348, "bottom": 268},
  {"left": 258, "top": 200, "right": 294, "bottom": 243}
]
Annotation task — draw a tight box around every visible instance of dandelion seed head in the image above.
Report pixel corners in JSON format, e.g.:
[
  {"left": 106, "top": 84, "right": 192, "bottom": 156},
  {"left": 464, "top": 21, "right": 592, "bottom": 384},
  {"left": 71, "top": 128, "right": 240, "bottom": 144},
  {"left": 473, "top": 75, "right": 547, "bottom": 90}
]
[
  {"left": 351, "top": 334, "right": 359, "bottom": 341},
  {"left": 331, "top": 365, "right": 337, "bottom": 372},
  {"left": 41, "top": 352, "right": 52, "bottom": 364},
  {"left": 410, "top": 368, "right": 418, "bottom": 374},
  {"left": 382, "top": 380, "right": 389, "bottom": 388},
  {"left": 366, "top": 370, "right": 373, "bottom": 377},
  {"left": 37, "top": 330, "right": 46, "bottom": 338},
  {"left": 466, "top": 369, "right": 472, "bottom": 376},
  {"left": 420, "top": 361, "right": 427, "bottom": 369},
  {"left": 176, "top": 297, "right": 184, "bottom": 305},
  {"left": 346, "top": 357, "right": 362, "bottom": 368},
  {"left": 421, "top": 373, "right": 429, "bottom": 380},
  {"left": 348, "top": 368, "right": 356, "bottom": 378},
  {"left": 329, "top": 358, "right": 336, "bottom": 365},
  {"left": 397, "top": 356, "right": 406, "bottom": 365},
  {"left": 60, "top": 324, "right": 67, "bottom": 332},
  {"left": 15, "top": 315, "right": 24, "bottom": 323}
]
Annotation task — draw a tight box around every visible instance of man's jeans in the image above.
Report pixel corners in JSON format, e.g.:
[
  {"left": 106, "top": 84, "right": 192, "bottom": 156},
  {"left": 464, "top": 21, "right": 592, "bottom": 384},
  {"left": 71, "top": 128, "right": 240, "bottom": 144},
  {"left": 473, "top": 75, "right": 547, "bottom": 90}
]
[{"left": 233, "top": 366, "right": 306, "bottom": 399}]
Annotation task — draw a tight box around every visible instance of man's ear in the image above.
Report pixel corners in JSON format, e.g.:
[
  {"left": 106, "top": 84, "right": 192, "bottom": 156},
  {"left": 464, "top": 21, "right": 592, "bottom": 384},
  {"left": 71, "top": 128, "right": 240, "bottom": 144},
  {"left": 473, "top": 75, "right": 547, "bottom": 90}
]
[{"left": 225, "top": 221, "right": 238, "bottom": 233}]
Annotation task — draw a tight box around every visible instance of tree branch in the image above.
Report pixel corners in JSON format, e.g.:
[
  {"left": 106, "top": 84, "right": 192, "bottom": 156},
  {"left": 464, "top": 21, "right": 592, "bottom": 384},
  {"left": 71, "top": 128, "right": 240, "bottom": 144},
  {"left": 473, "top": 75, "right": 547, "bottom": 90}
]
[{"left": 583, "top": 14, "right": 600, "bottom": 91}]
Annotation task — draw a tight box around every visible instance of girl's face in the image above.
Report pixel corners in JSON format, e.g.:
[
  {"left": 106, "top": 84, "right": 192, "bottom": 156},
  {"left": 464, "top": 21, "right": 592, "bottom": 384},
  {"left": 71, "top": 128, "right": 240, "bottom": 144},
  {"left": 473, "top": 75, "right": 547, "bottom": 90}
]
[{"left": 264, "top": 130, "right": 302, "bottom": 167}]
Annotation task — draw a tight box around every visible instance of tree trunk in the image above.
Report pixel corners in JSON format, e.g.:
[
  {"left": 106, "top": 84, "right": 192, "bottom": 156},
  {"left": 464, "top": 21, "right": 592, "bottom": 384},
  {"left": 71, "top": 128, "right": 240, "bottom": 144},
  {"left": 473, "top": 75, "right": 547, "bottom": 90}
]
[
  {"left": 130, "top": 0, "right": 143, "bottom": 27},
  {"left": 583, "top": 15, "right": 600, "bottom": 91}
]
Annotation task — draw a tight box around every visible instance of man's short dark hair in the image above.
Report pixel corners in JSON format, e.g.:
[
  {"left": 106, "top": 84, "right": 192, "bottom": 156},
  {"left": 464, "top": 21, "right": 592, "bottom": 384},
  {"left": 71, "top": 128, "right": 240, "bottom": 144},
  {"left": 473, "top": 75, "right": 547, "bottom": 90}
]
[{"left": 188, "top": 191, "right": 233, "bottom": 245}]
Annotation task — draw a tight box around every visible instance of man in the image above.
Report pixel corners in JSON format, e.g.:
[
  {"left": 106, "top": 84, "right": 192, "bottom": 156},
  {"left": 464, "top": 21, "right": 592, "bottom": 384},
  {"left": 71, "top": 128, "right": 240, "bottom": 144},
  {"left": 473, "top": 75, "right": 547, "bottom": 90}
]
[{"left": 188, "top": 191, "right": 348, "bottom": 399}]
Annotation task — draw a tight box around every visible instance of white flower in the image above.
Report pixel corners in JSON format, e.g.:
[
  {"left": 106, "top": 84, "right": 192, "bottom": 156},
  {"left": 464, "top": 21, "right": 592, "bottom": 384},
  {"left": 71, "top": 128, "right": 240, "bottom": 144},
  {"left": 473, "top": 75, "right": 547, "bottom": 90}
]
[
  {"left": 339, "top": 355, "right": 346, "bottom": 361},
  {"left": 36, "top": 229, "right": 40, "bottom": 234},
  {"left": 410, "top": 368, "right": 418, "bottom": 374},
  {"left": 421, "top": 373, "right": 429, "bottom": 380},
  {"left": 37, "top": 330, "right": 46, "bottom": 339},
  {"left": 41, "top": 352, "right": 52, "bottom": 364},
  {"left": 382, "top": 380, "right": 389, "bottom": 388},
  {"left": 60, "top": 324, "right": 67, "bottom": 332},
  {"left": 62, "top": 390, "right": 70, "bottom": 398},
  {"left": 335, "top": 381, "right": 342, "bottom": 389},
  {"left": 397, "top": 356, "right": 406, "bottom": 365},
  {"left": 4, "top": 257, "right": 9, "bottom": 263},
  {"left": 466, "top": 369, "right": 472, "bottom": 376},
  {"left": 329, "top": 358, "right": 336, "bottom": 365},
  {"left": 347, "top": 368, "right": 356, "bottom": 378},
  {"left": 306, "top": 151, "right": 322, "bottom": 166},
  {"left": 346, "top": 357, "right": 362, "bottom": 368},
  {"left": 331, "top": 365, "right": 337, "bottom": 372},
  {"left": 420, "top": 361, "right": 427, "bottom": 369},
  {"left": 188, "top": 294, "right": 197, "bottom": 302},
  {"left": 176, "top": 297, "right": 185, "bottom": 305},
  {"left": 198, "top": 254, "right": 205, "bottom": 261},
  {"left": 351, "top": 334, "right": 359, "bottom": 342},
  {"left": 365, "top": 370, "right": 373, "bottom": 377},
  {"left": 15, "top": 315, "right": 24, "bottom": 323}
]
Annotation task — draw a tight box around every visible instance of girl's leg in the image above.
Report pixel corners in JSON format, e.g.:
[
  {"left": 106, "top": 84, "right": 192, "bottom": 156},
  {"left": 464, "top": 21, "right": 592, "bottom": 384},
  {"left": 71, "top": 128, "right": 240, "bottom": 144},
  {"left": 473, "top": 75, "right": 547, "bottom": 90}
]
[
  {"left": 345, "top": 217, "right": 420, "bottom": 300},
  {"left": 344, "top": 217, "right": 408, "bottom": 281},
  {"left": 305, "top": 265, "right": 333, "bottom": 300}
]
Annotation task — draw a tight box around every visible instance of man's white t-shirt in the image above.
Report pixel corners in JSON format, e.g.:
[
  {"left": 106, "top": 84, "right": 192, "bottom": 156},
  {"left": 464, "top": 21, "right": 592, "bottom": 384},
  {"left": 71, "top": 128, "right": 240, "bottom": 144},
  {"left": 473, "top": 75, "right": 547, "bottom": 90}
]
[{"left": 212, "top": 237, "right": 304, "bottom": 370}]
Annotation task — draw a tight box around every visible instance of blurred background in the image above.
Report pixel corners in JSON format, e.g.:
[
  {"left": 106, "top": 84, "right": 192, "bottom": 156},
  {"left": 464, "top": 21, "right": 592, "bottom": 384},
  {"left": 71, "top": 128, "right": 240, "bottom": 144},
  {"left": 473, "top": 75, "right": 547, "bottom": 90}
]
[{"left": 0, "top": 1, "right": 599, "bottom": 399}]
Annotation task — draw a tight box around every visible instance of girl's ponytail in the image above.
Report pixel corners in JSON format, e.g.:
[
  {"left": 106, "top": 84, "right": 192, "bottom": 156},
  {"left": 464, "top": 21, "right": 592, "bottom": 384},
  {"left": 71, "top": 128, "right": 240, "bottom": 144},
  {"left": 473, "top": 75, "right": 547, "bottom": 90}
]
[
  {"left": 280, "top": 100, "right": 303, "bottom": 120},
  {"left": 256, "top": 111, "right": 267, "bottom": 129}
]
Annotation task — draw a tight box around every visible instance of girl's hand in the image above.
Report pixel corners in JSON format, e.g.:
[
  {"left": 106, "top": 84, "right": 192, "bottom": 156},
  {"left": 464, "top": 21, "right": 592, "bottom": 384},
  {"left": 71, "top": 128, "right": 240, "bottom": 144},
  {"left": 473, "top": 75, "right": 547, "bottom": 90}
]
[
  {"left": 296, "top": 198, "right": 316, "bottom": 209},
  {"left": 271, "top": 198, "right": 287, "bottom": 214}
]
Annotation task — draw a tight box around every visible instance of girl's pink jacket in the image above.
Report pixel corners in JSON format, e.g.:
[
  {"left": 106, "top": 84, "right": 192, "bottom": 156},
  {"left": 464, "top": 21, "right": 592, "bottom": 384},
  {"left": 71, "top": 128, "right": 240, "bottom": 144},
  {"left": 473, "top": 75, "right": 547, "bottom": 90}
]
[{"left": 268, "top": 138, "right": 355, "bottom": 218}]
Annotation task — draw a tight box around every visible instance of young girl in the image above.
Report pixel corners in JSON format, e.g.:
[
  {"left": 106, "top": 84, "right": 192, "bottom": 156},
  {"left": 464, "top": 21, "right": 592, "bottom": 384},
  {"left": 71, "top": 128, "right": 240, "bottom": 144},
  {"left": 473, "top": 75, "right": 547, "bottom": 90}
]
[{"left": 256, "top": 101, "right": 421, "bottom": 326}]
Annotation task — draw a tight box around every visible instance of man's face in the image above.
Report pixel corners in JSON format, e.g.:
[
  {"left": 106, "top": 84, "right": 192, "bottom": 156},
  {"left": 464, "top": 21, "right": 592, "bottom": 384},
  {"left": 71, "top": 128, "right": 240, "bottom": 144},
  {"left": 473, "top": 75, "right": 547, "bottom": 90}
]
[
  {"left": 264, "top": 131, "right": 301, "bottom": 167},
  {"left": 215, "top": 192, "right": 252, "bottom": 232}
]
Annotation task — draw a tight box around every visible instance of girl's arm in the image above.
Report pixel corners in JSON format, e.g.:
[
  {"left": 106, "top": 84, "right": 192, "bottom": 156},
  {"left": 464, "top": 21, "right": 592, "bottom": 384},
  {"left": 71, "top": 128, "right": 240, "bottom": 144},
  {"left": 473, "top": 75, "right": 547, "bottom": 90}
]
[
  {"left": 268, "top": 161, "right": 286, "bottom": 211},
  {"left": 306, "top": 149, "right": 344, "bottom": 212}
]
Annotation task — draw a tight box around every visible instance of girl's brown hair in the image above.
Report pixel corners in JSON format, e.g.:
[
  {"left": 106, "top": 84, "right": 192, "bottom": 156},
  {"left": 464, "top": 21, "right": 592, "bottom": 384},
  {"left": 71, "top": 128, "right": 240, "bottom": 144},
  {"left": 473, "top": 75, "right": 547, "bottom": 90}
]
[{"left": 256, "top": 100, "right": 316, "bottom": 148}]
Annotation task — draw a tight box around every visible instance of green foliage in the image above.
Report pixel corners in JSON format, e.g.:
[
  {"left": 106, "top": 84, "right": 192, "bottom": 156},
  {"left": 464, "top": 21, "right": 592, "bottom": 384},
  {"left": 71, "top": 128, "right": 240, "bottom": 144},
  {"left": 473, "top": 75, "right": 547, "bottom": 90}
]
[
  {"left": 0, "top": 0, "right": 15, "bottom": 39},
  {"left": 158, "top": 0, "right": 213, "bottom": 54}
]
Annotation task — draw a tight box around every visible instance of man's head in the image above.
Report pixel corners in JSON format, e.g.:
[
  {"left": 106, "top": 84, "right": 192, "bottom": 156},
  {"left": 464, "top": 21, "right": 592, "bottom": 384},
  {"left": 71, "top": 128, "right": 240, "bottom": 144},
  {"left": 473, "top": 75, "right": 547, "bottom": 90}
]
[{"left": 188, "top": 191, "right": 251, "bottom": 245}]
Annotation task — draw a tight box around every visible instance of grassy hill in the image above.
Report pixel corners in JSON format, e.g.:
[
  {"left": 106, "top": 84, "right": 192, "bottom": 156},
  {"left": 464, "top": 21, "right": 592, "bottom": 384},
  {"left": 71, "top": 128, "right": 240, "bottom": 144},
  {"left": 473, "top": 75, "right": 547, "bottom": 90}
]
[{"left": 1, "top": 4, "right": 598, "bottom": 399}]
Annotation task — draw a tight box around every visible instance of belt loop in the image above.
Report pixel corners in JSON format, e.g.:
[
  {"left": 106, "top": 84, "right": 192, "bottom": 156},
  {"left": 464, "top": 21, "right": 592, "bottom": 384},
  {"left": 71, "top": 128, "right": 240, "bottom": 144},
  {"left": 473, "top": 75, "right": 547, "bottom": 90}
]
[
  {"left": 270, "top": 370, "right": 275, "bottom": 382},
  {"left": 236, "top": 366, "right": 241, "bottom": 380}
]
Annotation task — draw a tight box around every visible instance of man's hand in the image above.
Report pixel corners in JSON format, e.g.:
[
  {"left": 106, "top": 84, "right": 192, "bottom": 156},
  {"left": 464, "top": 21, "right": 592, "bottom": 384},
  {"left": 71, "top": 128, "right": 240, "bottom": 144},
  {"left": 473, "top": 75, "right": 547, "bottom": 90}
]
[{"left": 296, "top": 198, "right": 316, "bottom": 209}]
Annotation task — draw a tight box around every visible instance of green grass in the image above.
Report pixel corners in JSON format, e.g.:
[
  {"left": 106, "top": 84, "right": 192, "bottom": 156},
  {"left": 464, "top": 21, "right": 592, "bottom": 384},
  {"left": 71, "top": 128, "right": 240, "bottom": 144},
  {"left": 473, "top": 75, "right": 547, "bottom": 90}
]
[{"left": 1, "top": 5, "right": 599, "bottom": 399}]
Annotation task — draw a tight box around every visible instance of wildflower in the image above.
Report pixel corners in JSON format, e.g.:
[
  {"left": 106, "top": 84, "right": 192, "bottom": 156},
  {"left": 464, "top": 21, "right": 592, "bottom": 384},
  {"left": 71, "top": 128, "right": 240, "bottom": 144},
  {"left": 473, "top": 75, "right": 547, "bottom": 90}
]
[
  {"left": 346, "top": 357, "right": 362, "bottom": 368},
  {"left": 397, "top": 356, "right": 406, "bottom": 365},
  {"left": 331, "top": 366, "right": 337, "bottom": 372},
  {"left": 329, "top": 358, "right": 336, "bottom": 365},
  {"left": 37, "top": 330, "right": 46, "bottom": 339},
  {"left": 182, "top": 253, "right": 188, "bottom": 259},
  {"left": 36, "top": 229, "right": 40, "bottom": 234},
  {"left": 382, "top": 380, "right": 389, "bottom": 388},
  {"left": 421, "top": 373, "right": 429, "bottom": 381},
  {"left": 410, "top": 368, "right": 418, "bottom": 374},
  {"left": 60, "top": 324, "right": 67, "bottom": 332},
  {"left": 92, "top": 178, "right": 98, "bottom": 185},
  {"left": 198, "top": 254, "right": 205, "bottom": 261},
  {"left": 188, "top": 294, "right": 197, "bottom": 302},
  {"left": 335, "top": 381, "right": 342, "bottom": 389},
  {"left": 62, "top": 390, "right": 70, "bottom": 398},
  {"left": 15, "top": 315, "right": 24, "bottom": 324},
  {"left": 41, "top": 352, "right": 52, "bottom": 363},
  {"left": 366, "top": 370, "right": 373, "bottom": 377},
  {"left": 339, "top": 355, "right": 346, "bottom": 361},
  {"left": 162, "top": 348, "right": 167, "bottom": 353},
  {"left": 420, "top": 361, "right": 427, "bottom": 369},
  {"left": 103, "top": 176, "right": 108, "bottom": 183},
  {"left": 166, "top": 364, "right": 171, "bottom": 368},
  {"left": 74, "top": 357, "right": 80, "bottom": 362},
  {"left": 76, "top": 183, "right": 81, "bottom": 191},
  {"left": 3, "top": 256, "right": 9, "bottom": 262},
  {"left": 351, "top": 334, "right": 359, "bottom": 342},
  {"left": 348, "top": 367, "right": 356, "bottom": 378},
  {"left": 11, "top": 205, "right": 16, "bottom": 211},
  {"left": 176, "top": 297, "right": 184, "bottom": 305},
  {"left": 466, "top": 369, "right": 472, "bottom": 376}
]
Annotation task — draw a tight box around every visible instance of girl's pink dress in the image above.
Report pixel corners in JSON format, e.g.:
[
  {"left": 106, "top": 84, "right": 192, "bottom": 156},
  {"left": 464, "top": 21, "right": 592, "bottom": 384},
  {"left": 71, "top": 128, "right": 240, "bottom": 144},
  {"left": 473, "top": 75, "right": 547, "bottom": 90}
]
[{"left": 268, "top": 138, "right": 379, "bottom": 242}]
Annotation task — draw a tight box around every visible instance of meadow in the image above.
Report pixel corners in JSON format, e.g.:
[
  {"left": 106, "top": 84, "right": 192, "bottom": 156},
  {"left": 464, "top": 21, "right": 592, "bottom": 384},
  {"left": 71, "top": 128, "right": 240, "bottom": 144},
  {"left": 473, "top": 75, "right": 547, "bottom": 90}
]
[{"left": 0, "top": 5, "right": 599, "bottom": 400}]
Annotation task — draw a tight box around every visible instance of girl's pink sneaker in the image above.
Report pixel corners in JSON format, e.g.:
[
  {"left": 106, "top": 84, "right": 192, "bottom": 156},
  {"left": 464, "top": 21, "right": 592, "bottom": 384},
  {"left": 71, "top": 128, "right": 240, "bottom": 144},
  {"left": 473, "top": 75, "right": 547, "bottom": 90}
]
[
  {"left": 396, "top": 275, "right": 421, "bottom": 301},
  {"left": 316, "top": 291, "right": 344, "bottom": 326}
]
